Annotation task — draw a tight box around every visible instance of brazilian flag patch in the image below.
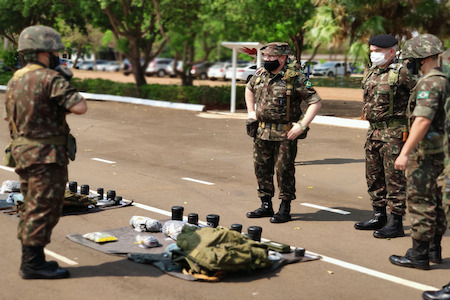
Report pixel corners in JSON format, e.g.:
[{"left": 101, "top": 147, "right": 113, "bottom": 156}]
[
  {"left": 417, "top": 91, "right": 430, "bottom": 99},
  {"left": 305, "top": 80, "right": 312, "bottom": 88}
]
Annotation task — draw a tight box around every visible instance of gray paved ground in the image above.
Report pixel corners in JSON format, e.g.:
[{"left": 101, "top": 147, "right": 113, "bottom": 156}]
[{"left": 0, "top": 95, "right": 448, "bottom": 300}]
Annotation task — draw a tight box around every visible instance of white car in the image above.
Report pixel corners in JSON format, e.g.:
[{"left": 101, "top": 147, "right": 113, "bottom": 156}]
[
  {"left": 312, "top": 61, "right": 352, "bottom": 77},
  {"left": 226, "top": 63, "right": 257, "bottom": 82},
  {"left": 102, "top": 61, "right": 121, "bottom": 72},
  {"left": 207, "top": 62, "right": 229, "bottom": 81},
  {"left": 165, "top": 61, "right": 183, "bottom": 77}
]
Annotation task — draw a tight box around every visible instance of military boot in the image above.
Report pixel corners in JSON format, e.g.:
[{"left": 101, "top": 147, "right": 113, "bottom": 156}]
[
  {"left": 373, "top": 213, "right": 405, "bottom": 238},
  {"left": 20, "top": 245, "right": 70, "bottom": 279},
  {"left": 429, "top": 235, "right": 442, "bottom": 264},
  {"left": 246, "top": 196, "right": 274, "bottom": 218},
  {"left": 389, "top": 239, "right": 430, "bottom": 270},
  {"left": 422, "top": 282, "right": 450, "bottom": 300},
  {"left": 354, "top": 206, "right": 387, "bottom": 230},
  {"left": 270, "top": 200, "right": 292, "bottom": 223}
]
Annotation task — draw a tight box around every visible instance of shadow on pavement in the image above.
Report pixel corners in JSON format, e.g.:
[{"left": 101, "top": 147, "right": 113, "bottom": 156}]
[{"left": 296, "top": 158, "right": 365, "bottom": 166}]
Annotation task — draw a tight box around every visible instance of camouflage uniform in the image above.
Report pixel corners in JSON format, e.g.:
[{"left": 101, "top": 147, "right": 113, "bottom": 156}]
[
  {"left": 246, "top": 46, "right": 321, "bottom": 204},
  {"left": 388, "top": 33, "right": 448, "bottom": 271},
  {"left": 362, "top": 63, "right": 416, "bottom": 214},
  {"left": 406, "top": 72, "right": 449, "bottom": 241},
  {"left": 5, "top": 33, "right": 84, "bottom": 247},
  {"left": 444, "top": 94, "right": 450, "bottom": 228}
]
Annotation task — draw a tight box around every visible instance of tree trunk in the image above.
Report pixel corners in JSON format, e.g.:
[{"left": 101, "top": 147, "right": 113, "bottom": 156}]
[{"left": 128, "top": 39, "right": 147, "bottom": 88}]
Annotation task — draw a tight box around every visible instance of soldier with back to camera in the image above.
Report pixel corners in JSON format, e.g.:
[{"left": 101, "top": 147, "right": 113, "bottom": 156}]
[{"left": 5, "top": 25, "right": 87, "bottom": 279}]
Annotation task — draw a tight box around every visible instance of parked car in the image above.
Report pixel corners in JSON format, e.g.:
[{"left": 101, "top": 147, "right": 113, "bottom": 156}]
[
  {"left": 312, "top": 61, "right": 352, "bottom": 77},
  {"left": 77, "top": 60, "right": 108, "bottom": 71},
  {"left": 101, "top": 61, "right": 121, "bottom": 72},
  {"left": 300, "top": 60, "right": 318, "bottom": 74},
  {"left": 190, "top": 61, "right": 213, "bottom": 80},
  {"left": 207, "top": 61, "right": 249, "bottom": 81},
  {"left": 225, "top": 63, "right": 256, "bottom": 82},
  {"left": 165, "top": 60, "right": 183, "bottom": 77},
  {"left": 145, "top": 57, "right": 173, "bottom": 77}
]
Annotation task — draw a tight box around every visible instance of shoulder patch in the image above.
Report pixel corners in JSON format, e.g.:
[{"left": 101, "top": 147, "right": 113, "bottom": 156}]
[
  {"left": 305, "top": 80, "right": 312, "bottom": 88},
  {"left": 417, "top": 91, "right": 430, "bottom": 99}
]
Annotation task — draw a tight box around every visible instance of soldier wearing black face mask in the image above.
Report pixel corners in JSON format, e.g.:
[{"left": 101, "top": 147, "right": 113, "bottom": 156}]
[{"left": 244, "top": 42, "right": 322, "bottom": 223}]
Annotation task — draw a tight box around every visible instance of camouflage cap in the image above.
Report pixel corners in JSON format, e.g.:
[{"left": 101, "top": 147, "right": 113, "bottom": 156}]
[
  {"left": 261, "top": 42, "right": 292, "bottom": 55},
  {"left": 402, "top": 34, "right": 445, "bottom": 60},
  {"left": 18, "top": 25, "right": 64, "bottom": 53}
]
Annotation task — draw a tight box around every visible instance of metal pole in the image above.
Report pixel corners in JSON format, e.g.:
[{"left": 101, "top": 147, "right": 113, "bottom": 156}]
[{"left": 231, "top": 48, "right": 237, "bottom": 113}]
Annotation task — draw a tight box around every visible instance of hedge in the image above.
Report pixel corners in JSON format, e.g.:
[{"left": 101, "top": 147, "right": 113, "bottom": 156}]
[{"left": 0, "top": 71, "right": 360, "bottom": 110}]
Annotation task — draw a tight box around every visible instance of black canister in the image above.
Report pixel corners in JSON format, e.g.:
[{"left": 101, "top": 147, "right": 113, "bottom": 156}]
[
  {"left": 68, "top": 181, "right": 77, "bottom": 193},
  {"left": 97, "top": 188, "right": 104, "bottom": 200},
  {"left": 114, "top": 196, "right": 122, "bottom": 205},
  {"left": 171, "top": 206, "right": 184, "bottom": 221},
  {"left": 187, "top": 213, "right": 198, "bottom": 225},
  {"left": 294, "top": 247, "right": 305, "bottom": 257},
  {"left": 106, "top": 190, "right": 116, "bottom": 200},
  {"left": 206, "top": 214, "right": 220, "bottom": 228},
  {"left": 230, "top": 224, "right": 243, "bottom": 233},
  {"left": 80, "top": 184, "right": 89, "bottom": 195},
  {"left": 247, "top": 226, "right": 263, "bottom": 242}
]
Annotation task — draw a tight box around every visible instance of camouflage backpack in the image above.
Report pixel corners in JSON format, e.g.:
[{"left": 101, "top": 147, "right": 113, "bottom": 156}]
[{"left": 173, "top": 225, "right": 272, "bottom": 275}]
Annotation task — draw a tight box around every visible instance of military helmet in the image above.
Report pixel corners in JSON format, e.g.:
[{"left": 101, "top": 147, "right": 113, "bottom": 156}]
[
  {"left": 402, "top": 34, "right": 445, "bottom": 60},
  {"left": 261, "top": 42, "right": 292, "bottom": 56},
  {"left": 18, "top": 25, "right": 64, "bottom": 53}
]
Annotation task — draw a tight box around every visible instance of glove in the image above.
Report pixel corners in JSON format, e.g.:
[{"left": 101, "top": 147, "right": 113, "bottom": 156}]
[{"left": 246, "top": 118, "right": 259, "bottom": 138}]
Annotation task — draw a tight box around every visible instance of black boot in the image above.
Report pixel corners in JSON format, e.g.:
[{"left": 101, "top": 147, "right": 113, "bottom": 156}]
[
  {"left": 20, "top": 245, "right": 70, "bottom": 279},
  {"left": 354, "top": 206, "right": 387, "bottom": 230},
  {"left": 429, "top": 235, "right": 442, "bottom": 264},
  {"left": 422, "top": 282, "right": 450, "bottom": 300},
  {"left": 246, "top": 196, "right": 274, "bottom": 218},
  {"left": 373, "top": 213, "right": 405, "bottom": 238},
  {"left": 389, "top": 239, "right": 430, "bottom": 270},
  {"left": 270, "top": 200, "right": 292, "bottom": 223}
]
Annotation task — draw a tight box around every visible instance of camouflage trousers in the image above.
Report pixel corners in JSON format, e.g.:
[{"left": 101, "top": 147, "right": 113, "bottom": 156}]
[
  {"left": 443, "top": 174, "right": 450, "bottom": 229},
  {"left": 407, "top": 152, "right": 447, "bottom": 241},
  {"left": 16, "top": 163, "right": 68, "bottom": 247},
  {"left": 253, "top": 138, "right": 297, "bottom": 200},
  {"left": 365, "top": 138, "right": 406, "bottom": 215}
]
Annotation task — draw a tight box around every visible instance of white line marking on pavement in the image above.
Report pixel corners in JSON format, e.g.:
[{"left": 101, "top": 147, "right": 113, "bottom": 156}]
[
  {"left": 44, "top": 249, "right": 79, "bottom": 266},
  {"left": 301, "top": 203, "right": 351, "bottom": 215},
  {"left": 91, "top": 158, "right": 116, "bottom": 164},
  {"left": 181, "top": 177, "right": 215, "bottom": 185},
  {"left": 0, "top": 165, "right": 15, "bottom": 172},
  {"left": 307, "top": 250, "right": 439, "bottom": 292},
  {"left": 131, "top": 200, "right": 438, "bottom": 292}
]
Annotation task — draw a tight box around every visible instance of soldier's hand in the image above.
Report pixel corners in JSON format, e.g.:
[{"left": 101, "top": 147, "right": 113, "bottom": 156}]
[
  {"left": 287, "top": 123, "right": 303, "bottom": 140},
  {"left": 394, "top": 153, "right": 409, "bottom": 170}
]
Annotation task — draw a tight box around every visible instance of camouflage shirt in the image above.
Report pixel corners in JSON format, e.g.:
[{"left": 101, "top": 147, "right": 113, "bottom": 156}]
[
  {"left": 246, "top": 62, "right": 321, "bottom": 141},
  {"left": 409, "top": 68, "right": 449, "bottom": 155},
  {"left": 362, "top": 62, "right": 416, "bottom": 123},
  {"left": 5, "top": 63, "right": 84, "bottom": 168}
]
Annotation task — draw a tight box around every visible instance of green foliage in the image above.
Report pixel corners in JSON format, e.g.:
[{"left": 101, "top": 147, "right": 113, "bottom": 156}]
[
  {"left": 0, "top": 50, "right": 18, "bottom": 70},
  {"left": 0, "top": 71, "right": 13, "bottom": 82}
]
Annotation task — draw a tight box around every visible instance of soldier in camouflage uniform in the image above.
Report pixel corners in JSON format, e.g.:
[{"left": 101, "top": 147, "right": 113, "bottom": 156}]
[
  {"left": 354, "top": 34, "right": 417, "bottom": 239},
  {"left": 389, "top": 34, "right": 448, "bottom": 270},
  {"left": 245, "top": 42, "right": 321, "bottom": 223},
  {"left": 5, "top": 25, "right": 87, "bottom": 279}
]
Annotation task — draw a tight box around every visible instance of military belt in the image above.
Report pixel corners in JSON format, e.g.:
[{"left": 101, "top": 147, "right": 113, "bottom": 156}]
[
  {"left": 259, "top": 122, "right": 292, "bottom": 131},
  {"left": 370, "top": 119, "right": 407, "bottom": 130},
  {"left": 11, "top": 135, "right": 67, "bottom": 147}
]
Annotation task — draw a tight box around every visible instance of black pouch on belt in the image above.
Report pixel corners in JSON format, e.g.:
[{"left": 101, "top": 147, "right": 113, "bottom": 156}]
[{"left": 246, "top": 119, "right": 259, "bottom": 138}]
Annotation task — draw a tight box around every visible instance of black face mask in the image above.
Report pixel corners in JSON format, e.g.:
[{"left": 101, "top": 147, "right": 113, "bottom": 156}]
[
  {"left": 48, "top": 53, "right": 61, "bottom": 69},
  {"left": 406, "top": 59, "right": 421, "bottom": 75},
  {"left": 264, "top": 59, "right": 280, "bottom": 72}
]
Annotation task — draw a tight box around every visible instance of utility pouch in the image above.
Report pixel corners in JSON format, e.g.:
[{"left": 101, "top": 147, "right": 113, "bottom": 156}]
[
  {"left": 246, "top": 119, "right": 259, "bottom": 138},
  {"left": 3, "top": 142, "right": 16, "bottom": 167},
  {"left": 67, "top": 134, "right": 77, "bottom": 161}
]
